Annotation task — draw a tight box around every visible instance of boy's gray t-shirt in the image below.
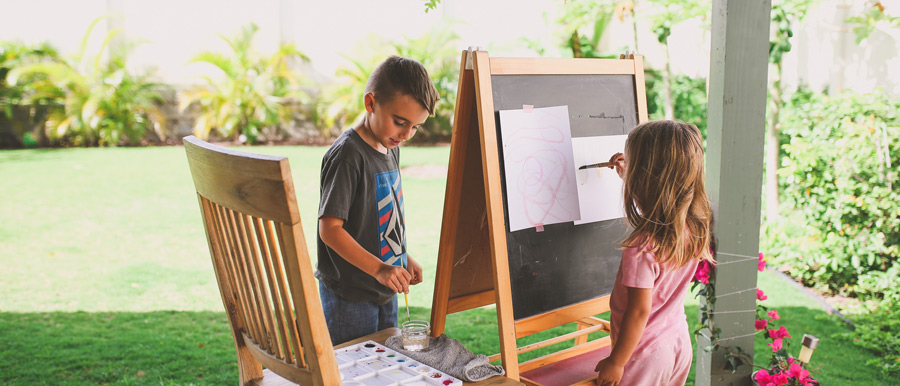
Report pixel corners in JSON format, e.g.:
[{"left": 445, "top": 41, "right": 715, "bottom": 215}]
[{"left": 316, "top": 129, "right": 407, "bottom": 305}]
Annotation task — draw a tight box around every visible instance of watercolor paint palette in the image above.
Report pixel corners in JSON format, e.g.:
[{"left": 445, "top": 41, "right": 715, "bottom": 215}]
[{"left": 335, "top": 340, "right": 463, "bottom": 386}]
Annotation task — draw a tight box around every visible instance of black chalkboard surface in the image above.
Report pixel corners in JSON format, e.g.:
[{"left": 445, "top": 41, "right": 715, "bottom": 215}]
[{"left": 491, "top": 74, "right": 639, "bottom": 320}]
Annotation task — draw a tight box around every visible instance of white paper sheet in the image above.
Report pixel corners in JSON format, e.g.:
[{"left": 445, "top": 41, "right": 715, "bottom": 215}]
[
  {"left": 498, "top": 105, "right": 581, "bottom": 232},
  {"left": 571, "top": 135, "right": 627, "bottom": 225}
]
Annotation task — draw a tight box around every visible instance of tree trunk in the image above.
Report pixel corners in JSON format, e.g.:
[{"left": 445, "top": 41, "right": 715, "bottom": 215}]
[
  {"left": 766, "top": 61, "right": 783, "bottom": 221},
  {"left": 663, "top": 41, "right": 674, "bottom": 120},
  {"left": 632, "top": 2, "right": 640, "bottom": 53},
  {"left": 570, "top": 31, "right": 583, "bottom": 58}
]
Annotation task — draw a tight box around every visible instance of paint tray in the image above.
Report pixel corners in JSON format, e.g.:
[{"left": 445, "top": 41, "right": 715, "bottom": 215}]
[{"left": 334, "top": 340, "right": 463, "bottom": 386}]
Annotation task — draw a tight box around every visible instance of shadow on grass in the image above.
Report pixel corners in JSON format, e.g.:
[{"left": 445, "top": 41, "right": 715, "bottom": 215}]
[{"left": 1, "top": 305, "right": 893, "bottom": 386}]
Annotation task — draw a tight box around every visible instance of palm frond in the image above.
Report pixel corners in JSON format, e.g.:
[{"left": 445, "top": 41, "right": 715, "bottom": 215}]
[{"left": 190, "top": 52, "right": 238, "bottom": 79}]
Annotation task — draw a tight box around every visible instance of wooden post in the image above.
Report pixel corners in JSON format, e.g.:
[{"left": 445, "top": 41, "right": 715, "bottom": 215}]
[{"left": 698, "top": 1, "right": 771, "bottom": 386}]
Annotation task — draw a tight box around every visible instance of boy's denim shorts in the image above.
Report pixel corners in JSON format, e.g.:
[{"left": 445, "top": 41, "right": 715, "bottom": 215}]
[{"left": 319, "top": 281, "right": 398, "bottom": 346}]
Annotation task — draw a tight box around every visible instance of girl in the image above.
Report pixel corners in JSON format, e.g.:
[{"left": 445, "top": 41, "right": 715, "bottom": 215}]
[{"left": 594, "top": 120, "right": 714, "bottom": 386}]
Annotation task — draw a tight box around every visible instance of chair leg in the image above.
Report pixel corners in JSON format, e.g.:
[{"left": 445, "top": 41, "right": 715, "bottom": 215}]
[{"left": 235, "top": 338, "right": 264, "bottom": 385}]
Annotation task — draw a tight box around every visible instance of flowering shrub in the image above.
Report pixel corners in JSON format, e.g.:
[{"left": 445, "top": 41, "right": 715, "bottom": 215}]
[
  {"left": 693, "top": 253, "right": 818, "bottom": 385},
  {"left": 754, "top": 266, "right": 818, "bottom": 385}
]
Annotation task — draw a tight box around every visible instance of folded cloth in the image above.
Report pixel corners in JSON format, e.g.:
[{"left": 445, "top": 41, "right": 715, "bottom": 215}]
[{"left": 385, "top": 333, "right": 505, "bottom": 382}]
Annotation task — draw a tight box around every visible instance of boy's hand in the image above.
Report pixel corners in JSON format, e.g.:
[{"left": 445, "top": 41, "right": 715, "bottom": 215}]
[
  {"left": 594, "top": 357, "right": 624, "bottom": 386},
  {"left": 406, "top": 255, "right": 423, "bottom": 286},
  {"left": 608, "top": 152, "right": 626, "bottom": 179},
  {"left": 374, "top": 263, "right": 412, "bottom": 294}
]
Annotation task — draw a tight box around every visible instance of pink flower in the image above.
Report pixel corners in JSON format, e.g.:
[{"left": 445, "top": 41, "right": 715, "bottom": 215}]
[
  {"left": 755, "top": 319, "right": 769, "bottom": 330},
  {"left": 758, "top": 252, "right": 766, "bottom": 272},
  {"left": 771, "top": 372, "right": 789, "bottom": 385},
  {"left": 754, "top": 369, "right": 771, "bottom": 384},
  {"left": 786, "top": 362, "right": 812, "bottom": 383},
  {"left": 768, "top": 325, "right": 792, "bottom": 339},
  {"left": 693, "top": 259, "right": 712, "bottom": 284},
  {"left": 768, "top": 310, "right": 780, "bottom": 321},
  {"left": 761, "top": 333, "right": 817, "bottom": 383},
  {"left": 757, "top": 288, "right": 768, "bottom": 301}
]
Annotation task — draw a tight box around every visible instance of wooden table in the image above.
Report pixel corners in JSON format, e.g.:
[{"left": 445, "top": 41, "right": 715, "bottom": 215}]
[{"left": 339, "top": 328, "right": 524, "bottom": 386}]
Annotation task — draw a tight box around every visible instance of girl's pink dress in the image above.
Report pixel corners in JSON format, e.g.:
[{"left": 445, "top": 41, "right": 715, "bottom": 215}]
[{"left": 608, "top": 243, "right": 697, "bottom": 386}]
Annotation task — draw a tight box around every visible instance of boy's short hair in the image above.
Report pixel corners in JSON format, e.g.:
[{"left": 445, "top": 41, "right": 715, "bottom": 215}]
[{"left": 365, "top": 56, "right": 440, "bottom": 116}]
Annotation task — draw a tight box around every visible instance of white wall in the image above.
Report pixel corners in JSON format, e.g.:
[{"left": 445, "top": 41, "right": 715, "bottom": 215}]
[{"left": 1, "top": 0, "right": 897, "bottom": 95}]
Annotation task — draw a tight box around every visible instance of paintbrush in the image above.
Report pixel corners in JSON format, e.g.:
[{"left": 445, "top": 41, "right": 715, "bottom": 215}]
[
  {"left": 578, "top": 161, "right": 616, "bottom": 170},
  {"left": 401, "top": 257, "right": 411, "bottom": 322}
]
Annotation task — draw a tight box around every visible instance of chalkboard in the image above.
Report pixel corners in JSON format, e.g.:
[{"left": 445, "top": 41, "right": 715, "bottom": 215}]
[
  {"left": 491, "top": 74, "right": 639, "bottom": 320},
  {"left": 430, "top": 51, "right": 648, "bottom": 379}
]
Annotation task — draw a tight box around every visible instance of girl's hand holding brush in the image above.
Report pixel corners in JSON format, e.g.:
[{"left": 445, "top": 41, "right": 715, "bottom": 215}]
[{"left": 608, "top": 152, "right": 626, "bottom": 179}]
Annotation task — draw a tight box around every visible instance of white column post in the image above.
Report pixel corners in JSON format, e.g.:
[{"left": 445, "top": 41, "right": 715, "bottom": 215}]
[{"left": 697, "top": 1, "right": 772, "bottom": 385}]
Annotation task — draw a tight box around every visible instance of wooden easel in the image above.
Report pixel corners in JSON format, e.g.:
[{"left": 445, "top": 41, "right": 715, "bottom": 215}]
[{"left": 429, "top": 49, "right": 648, "bottom": 385}]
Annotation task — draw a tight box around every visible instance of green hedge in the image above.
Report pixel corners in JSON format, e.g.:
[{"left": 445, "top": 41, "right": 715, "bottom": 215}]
[
  {"left": 764, "top": 88, "right": 900, "bottom": 374},
  {"left": 770, "top": 89, "right": 899, "bottom": 300}
]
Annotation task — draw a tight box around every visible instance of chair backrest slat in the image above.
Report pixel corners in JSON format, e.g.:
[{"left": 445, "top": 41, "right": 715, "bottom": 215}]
[
  {"left": 242, "top": 212, "right": 280, "bottom": 354},
  {"left": 264, "top": 219, "right": 306, "bottom": 366},
  {"left": 213, "top": 204, "right": 260, "bottom": 346},
  {"left": 253, "top": 216, "right": 289, "bottom": 360},
  {"left": 184, "top": 136, "right": 339, "bottom": 385},
  {"left": 235, "top": 214, "right": 271, "bottom": 353},
  {"left": 225, "top": 207, "right": 266, "bottom": 347}
]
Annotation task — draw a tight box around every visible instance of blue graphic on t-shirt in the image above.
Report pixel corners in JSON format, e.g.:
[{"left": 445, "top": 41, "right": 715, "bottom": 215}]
[{"left": 375, "top": 169, "right": 406, "bottom": 267}]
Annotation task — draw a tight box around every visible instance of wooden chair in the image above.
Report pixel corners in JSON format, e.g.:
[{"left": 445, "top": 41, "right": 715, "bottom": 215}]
[{"left": 184, "top": 135, "right": 339, "bottom": 386}]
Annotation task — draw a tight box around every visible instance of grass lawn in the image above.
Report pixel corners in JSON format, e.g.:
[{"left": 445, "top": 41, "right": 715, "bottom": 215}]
[{"left": 0, "top": 145, "right": 895, "bottom": 385}]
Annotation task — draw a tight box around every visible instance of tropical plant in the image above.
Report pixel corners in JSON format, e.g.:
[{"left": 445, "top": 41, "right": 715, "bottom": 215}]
[
  {"left": 7, "top": 17, "right": 167, "bottom": 147},
  {"left": 179, "top": 23, "right": 310, "bottom": 144},
  {"left": 0, "top": 41, "right": 62, "bottom": 147},
  {"left": 317, "top": 36, "right": 390, "bottom": 138},
  {"left": 845, "top": 1, "right": 900, "bottom": 44},
  {"left": 319, "top": 25, "right": 460, "bottom": 142},
  {"left": 553, "top": 0, "right": 618, "bottom": 58},
  {"left": 423, "top": 0, "right": 440, "bottom": 13}
]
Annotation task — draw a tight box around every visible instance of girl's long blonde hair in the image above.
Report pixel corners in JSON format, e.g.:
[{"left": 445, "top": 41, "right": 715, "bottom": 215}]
[{"left": 622, "top": 120, "right": 714, "bottom": 268}]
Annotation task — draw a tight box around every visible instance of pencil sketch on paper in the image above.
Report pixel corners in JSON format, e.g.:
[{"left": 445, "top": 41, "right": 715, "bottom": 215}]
[
  {"left": 498, "top": 105, "right": 581, "bottom": 232},
  {"left": 571, "top": 135, "right": 627, "bottom": 225}
]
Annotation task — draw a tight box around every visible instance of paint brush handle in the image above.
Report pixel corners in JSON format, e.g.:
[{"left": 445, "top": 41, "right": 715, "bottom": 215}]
[
  {"left": 401, "top": 257, "right": 411, "bottom": 322},
  {"left": 578, "top": 161, "right": 615, "bottom": 170}
]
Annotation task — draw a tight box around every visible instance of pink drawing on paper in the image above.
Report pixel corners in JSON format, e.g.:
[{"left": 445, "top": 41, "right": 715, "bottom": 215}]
[{"left": 499, "top": 105, "right": 581, "bottom": 232}]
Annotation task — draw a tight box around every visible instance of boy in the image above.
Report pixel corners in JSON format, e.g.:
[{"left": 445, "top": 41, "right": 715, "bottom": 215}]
[{"left": 316, "top": 56, "right": 439, "bottom": 345}]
